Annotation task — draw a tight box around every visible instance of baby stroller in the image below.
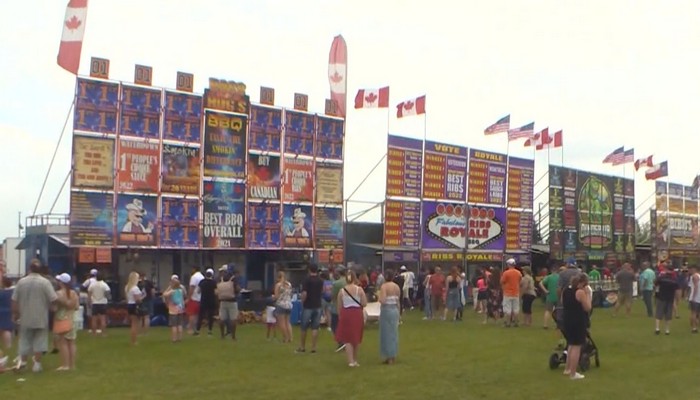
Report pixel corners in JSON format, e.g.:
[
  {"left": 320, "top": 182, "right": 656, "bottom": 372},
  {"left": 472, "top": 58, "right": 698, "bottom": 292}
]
[{"left": 548, "top": 307, "right": 600, "bottom": 371}]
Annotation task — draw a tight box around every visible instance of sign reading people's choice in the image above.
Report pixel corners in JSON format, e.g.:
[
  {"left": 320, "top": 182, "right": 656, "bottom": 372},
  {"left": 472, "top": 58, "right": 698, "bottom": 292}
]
[{"left": 421, "top": 201, "right": 505, "bottom": 250}]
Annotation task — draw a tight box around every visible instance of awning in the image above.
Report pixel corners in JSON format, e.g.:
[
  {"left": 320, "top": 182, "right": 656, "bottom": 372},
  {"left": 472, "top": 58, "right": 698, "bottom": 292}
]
[
  {"left": 14, "top": 235, "right": 70, "bottom": 250},
  {"left": 14, "top": 236, "right": 31, "bottom": 250},
  {"left": 49, "top": 235, "right": 70, "bottom": 247}
]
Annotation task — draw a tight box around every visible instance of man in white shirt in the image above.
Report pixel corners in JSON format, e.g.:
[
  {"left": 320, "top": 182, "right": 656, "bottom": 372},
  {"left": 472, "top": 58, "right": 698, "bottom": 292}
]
[
  {"left": 87, "top": 273, "right": 111, "bottom": 336},
  {"left": 400, "top": 266, "right": 415, "bottom": 310},
  {"left": 82, "top": 269, "right": 98, "bottom": 329},
  {"left": 186, "top": 267, "right": 204, "bottom": 334}
]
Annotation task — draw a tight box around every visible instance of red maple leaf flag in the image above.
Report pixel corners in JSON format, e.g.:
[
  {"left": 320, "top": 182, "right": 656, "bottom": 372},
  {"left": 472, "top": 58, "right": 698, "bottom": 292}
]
[
  {"left": 396, "top": 95, "right": 426, "bottom": 118},
  {"left": 523, "top": 128, "right": 546, "bottom": 148},
  {"left": 539, "top": 129, "right": 563, "bottom": 150},
  {"left": 634, "top": 155, "right": 653, "bottom": 171},
  {"left": 328, "top": 35, "right": 347, "bottom": 118},
  {"left": 57, "top": 0, "right": 88, "bottom": 75},
  {"left": 354, "top": 87, "right": 390, "bottom": 109}
]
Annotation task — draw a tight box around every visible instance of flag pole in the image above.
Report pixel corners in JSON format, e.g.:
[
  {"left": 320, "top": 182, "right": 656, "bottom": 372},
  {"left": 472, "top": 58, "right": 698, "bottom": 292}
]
[
  {"left": 504, "top": 134, "right": 511, "bottom": 267},
  {"left": 381, "top": 103, "right": 391, "bottom": 274},
  {"left": 417, "top": 111, "right": 428, "bottom": 272}
]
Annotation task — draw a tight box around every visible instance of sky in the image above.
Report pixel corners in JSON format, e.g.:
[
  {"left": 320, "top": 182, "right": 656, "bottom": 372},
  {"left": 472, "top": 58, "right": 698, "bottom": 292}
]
[{"left": 1, "top": 0, "right": 699, "bottom": 240}]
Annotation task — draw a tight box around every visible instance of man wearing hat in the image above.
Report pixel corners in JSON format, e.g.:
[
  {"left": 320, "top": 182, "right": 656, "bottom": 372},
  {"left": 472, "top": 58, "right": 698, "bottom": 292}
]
[
  {"left": 81, "top": 268, "right": 98, "bottom": 333},
  {"left": 195, "top": 268, "right": 217, "bottom": 336},
  {"left": 501, "top": 259, "right": 522, "bottom": 327},
  {"left": 216, "top": 265, "right": 240, "bottom": 340}
]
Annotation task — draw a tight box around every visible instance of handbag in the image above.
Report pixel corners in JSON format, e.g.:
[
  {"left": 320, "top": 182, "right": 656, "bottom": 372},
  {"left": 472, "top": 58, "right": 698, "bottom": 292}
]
[{"left": 53, "top": 318, "right": 73, "bottom": 335}]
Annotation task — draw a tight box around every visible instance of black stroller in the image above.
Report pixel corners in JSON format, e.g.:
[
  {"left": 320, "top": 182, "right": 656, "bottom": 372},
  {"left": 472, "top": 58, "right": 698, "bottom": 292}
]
[{"left": 548, "top": 307, "right": 600, "bottom": 371}]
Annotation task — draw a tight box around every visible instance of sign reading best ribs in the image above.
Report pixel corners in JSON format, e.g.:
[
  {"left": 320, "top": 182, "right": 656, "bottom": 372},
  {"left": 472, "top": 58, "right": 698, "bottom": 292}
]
[{"left": 421, "top": 201, "right": 506, "bottom": 250}]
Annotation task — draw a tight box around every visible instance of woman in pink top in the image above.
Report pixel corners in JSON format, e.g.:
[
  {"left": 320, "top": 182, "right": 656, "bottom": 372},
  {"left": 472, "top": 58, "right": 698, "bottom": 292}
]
[{"left": 476, "top": 272, "right": 488, "bottom": 314}]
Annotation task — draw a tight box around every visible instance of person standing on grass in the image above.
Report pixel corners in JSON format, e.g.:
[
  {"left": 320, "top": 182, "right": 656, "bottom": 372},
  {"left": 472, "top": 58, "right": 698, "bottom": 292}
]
[
  {"left": 82, "top": 269, "right": 97, "bottom": 333},
  {"left": 562, "top": 274, "right": 592, "bottom": 380},
  {"left": 273, "top": 271, "right": 293, "bottom": 343},
  {"left": 321, "top": 271, "right": 333, "bottom": 332},
  {"left": 335, "top": 270, "right": 367, "bottom": 368},
  {"left": 614, "top": 263, "right": 635, "bottom": 317},
  {"left": 196, "top": 269, "right": 217, "bottom": 336},
  {"left": 265, "top": 295, "right": 277, "bottom": 341},
  {"left": 216, "top": 265, "right": 239, "bottom": 340},
  {"left": 0, "top": 277, "right": 14, "bottom": 370},
  {"left": 520, "top": 267, "right": 537, "bottom": 327},
  {"left": 330, "top": 266, "right": 346, "bottom": 351},
  {"left": 444, "top": 267, "right": 462, "bottom": 322},
  {"left": 416, "top": 267, "right": 427, "bottom": 312},
  {"left": 87, "top": 272, "right": 110, "bottom": 336},
  {"left": 163, "top": 275, "right": 186, "bottom": 343},
  {"left": 485, "top": 269, "right": 503, "bottom": 324},
  {"left": 422, "top": 268, "right": 433, "bottom": 320},
  {"left": 378, "top": 269, "right": 400, "bottom": 365},
  {"left": 639, "top": 262, "right": 656, "bottom": 318},
  {"left": 501, "top": 259, "right": 522, "bottom": 327},
  {"left": 654, "top": 270, "right": 678, "bottom": 335},
  {"left": 686, "top": 265, "right": 700, "bottom": 333},
  {"left": 393, "top": 268, "right": 406, "bottom": 318},
  {"left": 557, "top": 261, "right": 580, "bottom": 301},
  {"left": 125, "top": 271, "right": 144, "bottom": 346},
  {"left": 140, "top": 274, "right": 155, "bottom": 335},
  {"left": 54, "top": 273, "right": 79, "bottom": 371},
  {"left": 186, "top": 266, "right": 204, "bottom": 335},
  {"left": 430, "top": 267, "right": 446, "bottom": 319},
  {"left": 400, "top": 266, "right": 415, "bottom": 310},
  {"left": 674, "top": 268, "right": 689, "bottom": 319},
  {"left": 297, "top": 264, "right": 324, "bottom": 354},
  {"left": 11, "top": 259, "right": 58, "bottom": 372},
  {"left": 539, "top": 267, "right": 561, "bottom": 329}
]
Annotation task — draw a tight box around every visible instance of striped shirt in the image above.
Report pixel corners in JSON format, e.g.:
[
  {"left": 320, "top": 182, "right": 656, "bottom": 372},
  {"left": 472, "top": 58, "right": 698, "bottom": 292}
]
[{"left": 11, "top": 273, "right": 57, "bottom": 329}]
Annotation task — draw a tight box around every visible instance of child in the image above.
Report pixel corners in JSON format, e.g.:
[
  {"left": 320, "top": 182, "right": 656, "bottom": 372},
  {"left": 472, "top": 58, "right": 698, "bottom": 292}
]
[
  {"left": 265, "top": 296, "right": 277, "bottom": 341},
  {"left": 163, "top": 275, "right": 186, "bottom": 343}
]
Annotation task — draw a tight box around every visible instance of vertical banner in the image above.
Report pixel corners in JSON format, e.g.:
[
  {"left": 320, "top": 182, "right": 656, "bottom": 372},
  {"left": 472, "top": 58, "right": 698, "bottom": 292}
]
[
  {"left": 386, "top": 135, "right": 423, "bottom": 198},
  {"left": 247, "top": 154, "right": 281, "bottom": 200},
  {"left": 315, "top": 207, "right": 343, "bottom": 248},
  {"left": 163, "top": 92, "right": 203, "bottom": 142},
  {"left": 507, "top": 157, "right": 535, "bottom": 209},
  {"left": 116, "top": 139, "right": 160, "bottom": 192},
  {"left": 577, "top": 171, "right": 614, "bottom": 255},
  {"left": 316, "top": 162, "right": 343, "bottom": 204},
  {"left": 69, "top": 191, "right": 114, "bottom": 246},
  {"left": 623, "top": 179, "right": 636, "bottom": 255},
  {"left": 562, "top": 168, "right": 578, "bottom": 255},
  {"left": 202, "top": 181, "right": 245, "bottom": 248},
  {"left": 247, "top": 202, "right": 281, "bottom": 249},
  {"left": 74, "top": 78, "right": 119, "bottom": 134},
  {"left": 506, "top": 210, "right": 533, "bottom": 251},
  {"left": 282, "top": 157, "right": 314, "bottom": 202},
  {"left": 119, "top": 85, "right": 162, "bottom": 138},
  {"left": 249, "top": 105, "right": 282, "bottom": 152},
  {"left": 282, "top": 204, "right": 313, "bottom": 248},
  {"left": 160, "top": 198, "right": 199, "bottom": 248},
  {"left": 316, "top": 116, "right": 344, "bottom": 160},
  {"left": 161, "top": 144, "right": 200, "bottom": 195},
  {"left": 71, "top": 136, "right": 115, "bottom": 189},
  {"left": 548, "top": 166, "right": 564, "bottom": 257},
  {"left": 422, "top": 141, "right": 467, "bottom": 201},
  {"left": 116, "top": 194, "right": 158, "bottom": 246},
  {"left": 383, "top": 200, "right": 421, "bottom": 247},
  {"left": 468, "top": 149, "right": 506, "bottom": 205},
  {"left": 612, "top": 177, "right": 625, "bottom": 254},
  {"left": 203, "top": 110, "right": 247, "bottom": 179},
  {"left": 284, "top": 110, "right": 315, "bottom": 156}
]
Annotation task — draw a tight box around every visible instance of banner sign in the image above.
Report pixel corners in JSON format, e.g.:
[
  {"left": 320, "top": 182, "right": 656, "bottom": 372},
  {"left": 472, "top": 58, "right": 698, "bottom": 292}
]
[
  {"left": 163, "top": 92, "right": 203, "bottom": 142},
  {"left": 119, "top": 85, "right": 162, "bottom": 138},
  {"left": 116, "top": 194, "right": 157, "bottom": 246},
  {"left": 160, "top": 198, "right": 199, "bottom": 248},
  {"left": 421, "top": 252, "right": 504, "bottom": 263},
  {"left": 282, "top": 204, "right": 313, "bottom": 248},
  {"left": 316, "top": 116, "right": 344, "bottom": 160},
  {"left": 315, "top": 207, "right": 343, "bottom": 248},
  {"left": 668, "top": 215, "right": 699, "bottom": 249},
  {"left": 284, "top": 110, "right": 315, "bottom": 156},
  {"left": 282, "top": 157, "right": 314, "bottom": 202},
  {"left": 247, "top": 154, "right": 281, "bottom": 200},
  {"left": 70, "top": 191, "right": 114, "bottom": 246},
  {"left": 386, "top": 135, "right": 423, "bottom": 198},
  {"left": 507, "top": 157, "right": 535, "bottom": 209},
  {"left": 203, "top": 78, "right": 249, "bottom": 114},
  {"left": 468, "top": 149, "right": 506, "bottom": 205},
  {"left": 161, "top": 144, "right": 200, "bottom": 195},
  {"left": 116, "top": 139, "right": 159, "bottom": 192},
  {"left": 249, "top": 105, "right": 282, "bottom": 152},
  {"left": 203, "top": 110, "right": 247, "bottom": 179},
  {"left": 421, "top": 201, "right": 506, "bottom": 250},
  {"left": 422, "top": 141, "right": 467, "bottom": 201},
  {"left": 202, "top": 181, "right": 245, "bottom": 248},
  {"left": 316, "top": 162, "right": 343, "bottom": 204},
  {"left": 669, "top": 183, "right": 684, "bottom": 197},
  {"left": 72, "top": 136, "right": 115, "bottom": 189},
  {"left": 74, "top": 78, "right": 118, "bottom": 134},
  {"left": 506, "top": 210, "right": 532, "bottom": 251},
  {"left": 247, "top": 202, "right": 281, "bottom": 249},
  {"left": 383, "top": 200, "right": 421, "bottom": 247}
]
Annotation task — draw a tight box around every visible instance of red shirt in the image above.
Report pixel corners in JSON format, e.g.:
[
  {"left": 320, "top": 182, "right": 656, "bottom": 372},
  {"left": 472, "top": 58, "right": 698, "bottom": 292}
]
[{"left": 429, "top": 274, "right": 445, "bottom": 296}]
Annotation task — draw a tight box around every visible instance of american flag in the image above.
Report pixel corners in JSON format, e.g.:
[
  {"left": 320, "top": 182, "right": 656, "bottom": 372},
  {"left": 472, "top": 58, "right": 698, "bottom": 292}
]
[
  {"left": 507, "top": 122, "right": 534, "bottom": 141},
  {"left": 484, "top": 114, "right": 510, "bottom": 135},
  {"left": 612, "top": 148, "right": 634, "bottom": 166},
  {"left": 603, "top": 146, "right": 624, "bottom": 164}
]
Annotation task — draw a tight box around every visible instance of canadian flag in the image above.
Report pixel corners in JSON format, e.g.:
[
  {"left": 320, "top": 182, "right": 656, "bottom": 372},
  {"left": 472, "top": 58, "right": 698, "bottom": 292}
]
[
  {"left": 57, "top": 0, "right": 88, "bottom": 75},
  {"left": 634, "top": 155, "right": 653, "bottom": 171},
  {"left": 396, "top": 95, "right": 426, "bottom": 118},
  {"left": 328, "top": 35, "right": 347, "bottom": 118},
  {"left": 354, "top": 87, "right": 389, "bottom": 109},
  {"left": 524, "top": 128, "right": 562, "bottom": 150}
]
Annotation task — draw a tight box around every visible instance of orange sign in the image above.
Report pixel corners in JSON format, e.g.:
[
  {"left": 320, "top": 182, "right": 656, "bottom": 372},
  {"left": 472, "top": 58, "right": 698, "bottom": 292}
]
[
  {"left": 95, "top": 248, "right": 112, "bottom": 264},
  {"left": 116, "top": 139, "right": 160, "bottom": 192},
  {"left": 78, "top": 248, "right": 95, "bottom": 263}
]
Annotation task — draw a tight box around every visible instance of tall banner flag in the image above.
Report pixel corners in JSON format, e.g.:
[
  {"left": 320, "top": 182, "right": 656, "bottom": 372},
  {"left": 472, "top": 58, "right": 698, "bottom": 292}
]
[
  {"left": 484, "top": 115, "right": 510, "bottom": 135},
  {"left": 507, "top": 122, "right": 534, "bottom": 141},
  {"left": 247, "top": 154, "right": 281, "bottom": 200},
  {"left": 645, "top": 161, "right": 669, "bottom": 180},
  {"left": 422, "top": 141, "right": 467, "bottom": 201},
  {"left": 468, "top": 149, "right": 506, "bottom": 206},
  {"left": 116, "top": 194, "right": 157, "bottom": 246},
  {"left": 282, "top": 205, "right": 313, "bottom": 248},
  {"left": 603, "top": 146, "right": 624, "bottom": 164},
  {"left": 396, "top": 96, "right": 426, "bottom": 118},
  {"left": 354, "top": 87, "right": 389, "bottom": 109},
  {"left": 74, "top": 78, "right": 119, "bottom": 134},
  {"left": 160, "top": 198, "right": 199, "bottom": 248},
  {"left": 116, "top": 139, "right": 159, "bottom": 192},
  {"left": 70, "top": 191, "right": 113, "bottom": 246},
  {"left": 202, "top": 181, "right": 245, "bottom": 248},
  {"left": 163, "top": 92, "right": 203, "bottom": 142},
  {"left": 386, "top": 135, "right": 423, "bottom": 198},
  {"left": 249, "top": 105, "right": 282, "bottom": 152},
  {"left": 328, "top": 35, "right": 348, "bottom": 118},
  {"left": 57, "top": 0, "right": 88, "bottom": 74},
  {"left": 634, "top": 155, "right": 653, "bottom": 171},
  {"left": 203, "top": 110, "right": 247, "bottom": 179},
  {"left": 71, "top": 136, "right": 114, "bottom": 189},
  {"left": 161, "top": 144, "right": 200, "bottom": 195}
]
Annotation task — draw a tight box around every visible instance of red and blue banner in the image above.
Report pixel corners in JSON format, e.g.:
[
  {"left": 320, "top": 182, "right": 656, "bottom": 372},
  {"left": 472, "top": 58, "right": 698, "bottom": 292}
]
[
  {"left": 316, "top": 116, "right": 344, "bottom": 160},
  {"left": 284, "top": 110, "right": 315, "bottom": 156},
  {"left": 74, "top": 78, "right": 119, "bottom": 134},
  {"left": 249, "top": 105, "right": 282, "bottom": 152},
  {"left": 119, "top": 85, "right": 162, "bottom": 138},
  {"left": 163, "top": 91, "right": 203, "bottom": 142},
  {"left": 383, "top": 200, "right": 421, "bottom": 247},
  {"left": 160, "top": 198, "right": 199, "bottom": 248},
  {"left": 247, "top": 202, "right": 281, "bottom": 249}
]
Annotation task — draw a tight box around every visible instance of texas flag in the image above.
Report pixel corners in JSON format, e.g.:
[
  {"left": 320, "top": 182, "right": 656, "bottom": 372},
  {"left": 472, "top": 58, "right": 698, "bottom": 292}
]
[
  {"left": 634, "top": 155, "right": 653, "bottom": 171},
  {"left": 57, "top": 0, "right": 88, "bottom": 75},
  {"left": 396, "top": 95, "right": 426, "bottom": 118},
  {"left": 645, "top": 161, "right": 669, "bottom": 180},
  {"left": 354, "top": 87, "right": 389, "bottom": 109}
]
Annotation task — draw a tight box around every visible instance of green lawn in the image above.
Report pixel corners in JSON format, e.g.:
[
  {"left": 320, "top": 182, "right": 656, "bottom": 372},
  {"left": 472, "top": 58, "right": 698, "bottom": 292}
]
[{"left": 2, "top": 302, "right": 700, "bottom": 400}]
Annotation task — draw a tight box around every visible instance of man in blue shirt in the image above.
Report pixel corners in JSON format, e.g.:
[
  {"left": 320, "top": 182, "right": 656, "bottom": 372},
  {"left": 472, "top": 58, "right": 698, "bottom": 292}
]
[{"left": 639, "top": 261, "right": 656, "bottom": 318}]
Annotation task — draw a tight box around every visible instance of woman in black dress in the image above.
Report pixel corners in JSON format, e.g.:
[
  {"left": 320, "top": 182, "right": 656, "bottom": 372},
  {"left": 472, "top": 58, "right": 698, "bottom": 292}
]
[{"left": 562, "top": 273, "right": 592, "bottom": 380}]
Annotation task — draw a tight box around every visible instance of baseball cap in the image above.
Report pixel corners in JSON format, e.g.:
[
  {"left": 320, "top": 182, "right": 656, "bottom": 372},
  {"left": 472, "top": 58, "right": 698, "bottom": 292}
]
[
  {"left": 90, "top": 268, "right": 98, "bottom": 276},
  {"left": 171, "top": 274, "right": 179, "bottom": 281},
  {"left": 205, "top": 268, "right": 214, "bottom": 275},
  {"left": 219, "top": 264, "right": 228, "bottom": 272},
  {"left": 506, "top": 258, "right": 516, "bottom": 265},
  {"left": 55, "top": 273, "right": 71, "bottom": 284},
  {"left": 400, "top": 265, "right": 407, "bottom": 271}
]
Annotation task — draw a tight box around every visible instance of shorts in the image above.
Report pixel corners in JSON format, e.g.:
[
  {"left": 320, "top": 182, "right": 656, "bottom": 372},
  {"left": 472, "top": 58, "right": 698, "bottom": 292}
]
[
  {"left": 127, "top": 304, "right": 138, "bottom": 316},
  {"left": 18, "top": 327, "right": 49, "bottom": 356},
  {"left": 322, "top": 299, "right": 332, "bottom": 313},
  {"left": 48, "top": 311, "right": 55, "bottom": 330},
  {"left": 655, "top": 299, "right": 673, "bottom": 321},
  {"left": 477, "top": 291, "right": 488, "bottom": 301},
  {"left": 690, "top": 302, "right": 700, "bottom": 314},
  {"left": 219, "top": 301, "right": 239, "bottom": 322},
  {"left": 522, "top": 294, "right": 536, "bottom": 314},
  {"left": 92, "top": 304, "right": 108, "bottom": 315},
  {"left": 169, "top": 313, "right": 184, "bottom": 327},
  {"left": 275, "top": 306, "right": 291, "bottom": 316},
  {"left": 185, "top": 301, "right": 200, "bottom": 317},
  {"left": 545, "top": 300, "right": 558, "bottom": 311},
  {"left": 563, "top": 324, "right": 586, "bottom": 346},
  {"left": 300, "top": 308, "right": 322, "bottom": 331},
  {"left": 142, "top": 299, "right": 154, "bottom": 316},
  {"left": 618, "top": 292, "right": 633, "bottom": 306},
  {"left": 502, "top": 296, "right": 520, "bottom": 314}
]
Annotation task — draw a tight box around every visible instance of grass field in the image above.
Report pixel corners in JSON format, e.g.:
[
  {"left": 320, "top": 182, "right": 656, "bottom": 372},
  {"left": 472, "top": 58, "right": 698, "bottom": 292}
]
[{"left": 2, "top": 301, "right": 700, "bottom": 400}]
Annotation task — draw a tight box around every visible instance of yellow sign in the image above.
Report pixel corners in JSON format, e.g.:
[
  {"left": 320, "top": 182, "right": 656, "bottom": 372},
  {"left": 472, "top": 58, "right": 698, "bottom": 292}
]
[{"left": 72, "top": 136, "right": 115, "bottom": 189}]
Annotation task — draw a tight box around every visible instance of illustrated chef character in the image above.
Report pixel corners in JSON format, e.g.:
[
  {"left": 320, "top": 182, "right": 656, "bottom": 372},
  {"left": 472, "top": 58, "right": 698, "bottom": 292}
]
[
  {"left": 121, "top": 198, "right": 154, "bottom": 234},
  {"left": 287, "top": 208, "right": 309, "bottom": 238}
]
